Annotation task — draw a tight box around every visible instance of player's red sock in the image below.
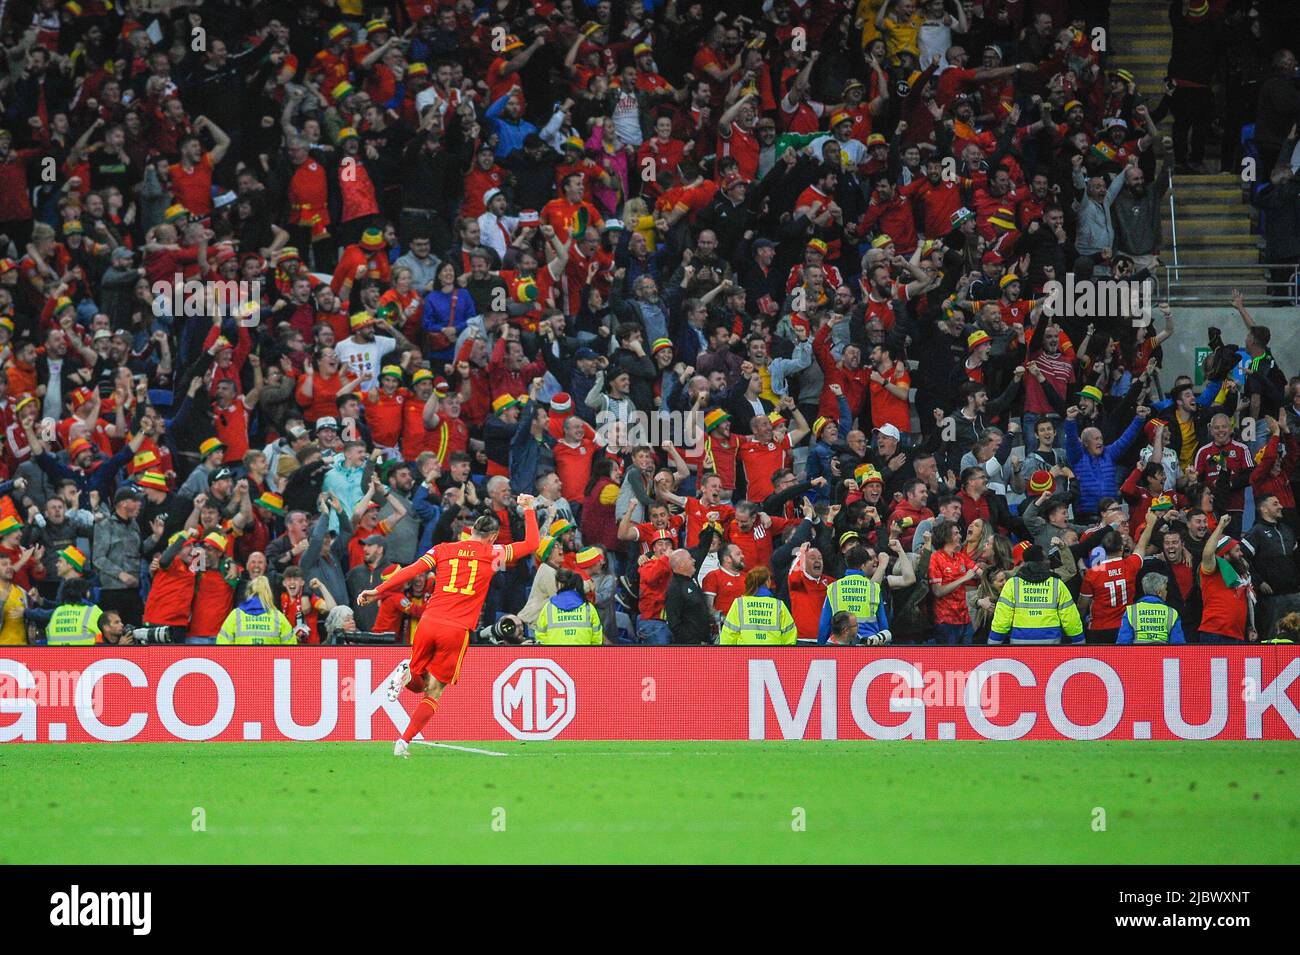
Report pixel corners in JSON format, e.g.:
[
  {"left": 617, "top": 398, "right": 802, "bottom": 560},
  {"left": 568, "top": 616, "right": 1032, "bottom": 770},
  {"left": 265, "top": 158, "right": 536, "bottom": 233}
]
[{"left": 401, "top": 697, "right": 439, "bottom": 743}]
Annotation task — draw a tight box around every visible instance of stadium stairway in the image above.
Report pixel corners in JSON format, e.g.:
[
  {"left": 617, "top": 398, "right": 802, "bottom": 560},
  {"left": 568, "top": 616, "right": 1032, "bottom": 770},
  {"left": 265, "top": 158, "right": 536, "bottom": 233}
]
[{"left": 1108, "top": 0, "right": 1268, "bottom": 305}]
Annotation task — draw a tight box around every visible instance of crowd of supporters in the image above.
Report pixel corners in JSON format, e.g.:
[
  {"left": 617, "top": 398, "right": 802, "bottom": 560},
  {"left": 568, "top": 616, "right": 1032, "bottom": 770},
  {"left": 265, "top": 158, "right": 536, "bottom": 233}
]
[{"left": 0, "top": 0, "right": 1296, "bottom": 647}]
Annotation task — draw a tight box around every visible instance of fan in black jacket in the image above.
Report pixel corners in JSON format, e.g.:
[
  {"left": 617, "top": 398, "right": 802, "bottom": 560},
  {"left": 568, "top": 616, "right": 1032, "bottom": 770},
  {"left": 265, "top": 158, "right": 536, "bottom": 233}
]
[{"left": 663, "top": 525, "right": 718, "bottom": 645}]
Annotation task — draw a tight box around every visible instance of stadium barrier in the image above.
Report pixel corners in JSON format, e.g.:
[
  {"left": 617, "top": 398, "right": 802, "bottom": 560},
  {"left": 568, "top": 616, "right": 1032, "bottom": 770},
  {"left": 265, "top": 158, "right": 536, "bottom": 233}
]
[{"left": 1, "top": 646, "right": 1298, "bottom": 743}]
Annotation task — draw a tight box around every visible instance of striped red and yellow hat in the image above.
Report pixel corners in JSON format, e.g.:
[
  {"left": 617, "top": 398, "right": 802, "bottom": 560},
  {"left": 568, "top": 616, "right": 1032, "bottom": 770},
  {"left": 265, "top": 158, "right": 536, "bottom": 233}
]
[
  {"left": 58, "top": 545, "right": 87, "bottom": 573},
  {"left": 136, "top": 471, "right": 169, "bottom": 492},
  {"left": 130, "top": 448, "right": 161, "bottom": 475},
  {"left": 704, "top": 408, "right": 730, "bottom": 432}
]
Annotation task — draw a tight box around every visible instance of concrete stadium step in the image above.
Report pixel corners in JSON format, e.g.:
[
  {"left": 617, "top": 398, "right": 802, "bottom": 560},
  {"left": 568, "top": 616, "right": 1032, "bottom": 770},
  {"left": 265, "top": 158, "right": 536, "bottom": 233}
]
[
  {"left": 1170, "top": 205, "right": 1251, "bottom": 220},
  {"left": 1170, "top": 229, "right": 1258, "bottom": 244},
  {"left": 1166, "top": 224, "right": 1255, "bottom": 241},
  {"left": 1172, "top": 250, "right": 1261, "bottom": 267}
]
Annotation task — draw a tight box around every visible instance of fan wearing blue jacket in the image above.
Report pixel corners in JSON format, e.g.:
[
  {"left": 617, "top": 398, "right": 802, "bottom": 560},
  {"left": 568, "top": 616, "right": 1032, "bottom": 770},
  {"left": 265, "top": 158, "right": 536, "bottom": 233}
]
[{"left": 1064, "top": 402, "right": 1151, "bottom": 520}]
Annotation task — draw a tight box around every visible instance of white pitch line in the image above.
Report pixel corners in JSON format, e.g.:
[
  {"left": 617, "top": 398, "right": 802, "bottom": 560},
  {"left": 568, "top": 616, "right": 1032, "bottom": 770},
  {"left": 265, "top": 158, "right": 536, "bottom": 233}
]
[{"left": 412, "top": 740, "right": 509, "bottom": 757}]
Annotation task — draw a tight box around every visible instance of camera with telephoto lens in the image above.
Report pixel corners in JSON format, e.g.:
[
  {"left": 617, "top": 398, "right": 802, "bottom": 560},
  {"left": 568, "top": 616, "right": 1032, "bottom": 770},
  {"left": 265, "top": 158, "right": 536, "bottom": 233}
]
[
  {"left": 128, "top": 625, "right": 181, "bottom": 645},
  {"left": 476, "top": 617, "right": 519, "bottom": 645},
  {"left": 863, "top": 630, "right": 892, "bottom": 646}
]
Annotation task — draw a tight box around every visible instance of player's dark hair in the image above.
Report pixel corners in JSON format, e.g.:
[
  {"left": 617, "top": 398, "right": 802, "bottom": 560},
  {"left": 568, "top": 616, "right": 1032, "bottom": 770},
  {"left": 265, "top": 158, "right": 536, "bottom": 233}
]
[{"left": 472, "top": 514, "right": 501, "bottom": 537}]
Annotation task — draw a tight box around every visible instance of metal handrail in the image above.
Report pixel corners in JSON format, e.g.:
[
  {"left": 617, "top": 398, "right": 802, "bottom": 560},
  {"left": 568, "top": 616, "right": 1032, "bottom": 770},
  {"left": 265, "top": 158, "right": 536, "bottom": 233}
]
[
  {"left": 1161, "top": 262, "right": 1300, "bottom": 305},
  {"left": 1166, "top": 164, "right": 1179, "bottom": 283}
]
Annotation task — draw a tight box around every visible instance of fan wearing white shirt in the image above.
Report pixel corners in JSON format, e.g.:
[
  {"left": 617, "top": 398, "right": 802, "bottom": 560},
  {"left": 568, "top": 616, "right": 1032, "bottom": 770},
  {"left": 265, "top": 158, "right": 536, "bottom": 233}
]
[{"left": 477, "top": 188, "right": 520, "bottom": 260}]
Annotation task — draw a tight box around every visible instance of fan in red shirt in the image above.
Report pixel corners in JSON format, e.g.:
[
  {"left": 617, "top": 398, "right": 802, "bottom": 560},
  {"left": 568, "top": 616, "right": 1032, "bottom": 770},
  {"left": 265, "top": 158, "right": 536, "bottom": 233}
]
[
  {"left": 813, "top": 316, "right": 868, "bottom": 421},
  {"left": 859, "top": 179, "right": 918, "bottom": 255},
  {"left": 636, "top": 530, "right": 678, "bottom": 630},
  {"left": 699, "top": 409, "right": 739, "bottom": 494},
  {"left": 170, "top": 118, "right": 231, "bottom": 217},
  {"left": 553, "top": 413, "right": 602, "bottom": 503},
  {"left": 738, "top": 405, "right": 808, "bottom": 501},
  {"left": 280, "top": 567, "right": 330, "bottom": 645},
  {"left": 1079, "top": 518, "right": 1155, "bottom": 642},
  {"left": 1249, "top": 424, "right": 1299, "bottom": 510},
  {"left": 142, "top": 533, "right": 201, "bottom": 629},
  {"left": 1198, "top": 523, "right": 1255, "bottom": 643},
  {"left": 866, "top": 345, "right": 911, "bottom": 435},
  {"left": 618, "top": 499, "right": 684, "bottom": 555},
  {"left": 899, "top": 164, "right": 971, "bottom": 237},
  {"left": 361, "top": 502, "right": 541, "bottom": 757},
  {"left": 462, "top": 142, "right": 507, "bottom": 218},
  {"left": 703, "top": 543, "right": 746, "bottom": 617},
  {"left": 995, "top": 275, "right": 1040, "bottom": 327},
  {"left": 716, "top": 95, "right": 760, "bottom": 181},
  {"left": 363, "top": 365, "right": 409, "bottom": 452},
  {"left": 787, "top": 542, "right": 834, "bottom": 641},
  {"left": 927, "top": 523, "right": 981, "bottom": 642},
  {"left": 541, "top": 173, "right": 603, "bottom": 243},
  {"left": 681, "top": 474, "right": 736, "bottom": 546},
  {"left": 727, "top": 502, "right": 796, "bottom": 573},
  {"left": 638, "top": 115, "right": 688, "bottom": 200}
]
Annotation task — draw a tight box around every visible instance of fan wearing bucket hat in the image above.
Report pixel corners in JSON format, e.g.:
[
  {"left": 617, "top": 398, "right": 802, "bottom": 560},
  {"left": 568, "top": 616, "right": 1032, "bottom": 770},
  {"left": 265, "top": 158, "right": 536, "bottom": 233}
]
[
  {"left": 1075, "top": 384, "right": 1104, "bottom": 417},
  {"left": 996, "top": 272, "right": 1040, "bottom": 326},
  {"left": 363, "top": 365, "right": 410, "bottom": 454},
  {"left": 333, "top": 299, "right": 415, "bottom": 392},
  {"left": 176, "top": 437, "right": 227, "bottom": 497},
  {"left": 701, "top": 408, "right": 740, "bottom": 495},
  {"left": 809, "top": 110, "right": 869, "bottom": 167},
  {"left": 315, "top": 25, "right": 354, "bottom": 102},
  {"left": 184, "top": 530, "right": 242, "bottom": 639},
  {"left": 330, "top": 227, "right": 391, "bottom": 300}
]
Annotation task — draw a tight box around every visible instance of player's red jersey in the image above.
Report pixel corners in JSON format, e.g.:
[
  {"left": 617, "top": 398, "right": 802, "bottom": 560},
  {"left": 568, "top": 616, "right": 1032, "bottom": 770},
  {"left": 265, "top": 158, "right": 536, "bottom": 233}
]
[
  {"left": 1080, "top": 553, "right": 1142, "bottom": 630},
  {"left": 417, "top": 538, "right": 512, "bottom": 629}
]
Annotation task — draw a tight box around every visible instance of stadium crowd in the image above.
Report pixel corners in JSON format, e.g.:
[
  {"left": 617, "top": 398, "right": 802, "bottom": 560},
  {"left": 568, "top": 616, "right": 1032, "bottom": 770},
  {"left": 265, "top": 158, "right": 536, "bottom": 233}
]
[{"left": 0, "top": 0, "right": 1297, "bottom": 648}]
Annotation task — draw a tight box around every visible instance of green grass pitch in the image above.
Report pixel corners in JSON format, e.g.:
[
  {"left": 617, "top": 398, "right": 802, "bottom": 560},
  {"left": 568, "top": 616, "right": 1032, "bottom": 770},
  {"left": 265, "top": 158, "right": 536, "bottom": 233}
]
[{"left": 1, "top": 741, "right": 1296, "bottom": 864}]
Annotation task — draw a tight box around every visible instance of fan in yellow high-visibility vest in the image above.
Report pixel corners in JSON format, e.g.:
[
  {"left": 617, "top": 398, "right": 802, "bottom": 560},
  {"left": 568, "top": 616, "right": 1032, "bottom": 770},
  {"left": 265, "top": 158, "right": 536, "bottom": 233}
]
[
  {"left": 217, "top": 578, "right": 297, "bottom": 645},
  {"left": 534, "top": 570, "right": 603, "bottom": 645},
  {"left": 721, "top": 568, "right": 797, "bottom": 645}
]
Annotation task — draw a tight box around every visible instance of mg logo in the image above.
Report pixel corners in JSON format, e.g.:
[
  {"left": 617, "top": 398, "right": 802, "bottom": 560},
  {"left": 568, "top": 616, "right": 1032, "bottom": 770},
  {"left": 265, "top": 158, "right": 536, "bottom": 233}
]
[{"left": 492, "top": 659, "right": 576, "bottom": 741}]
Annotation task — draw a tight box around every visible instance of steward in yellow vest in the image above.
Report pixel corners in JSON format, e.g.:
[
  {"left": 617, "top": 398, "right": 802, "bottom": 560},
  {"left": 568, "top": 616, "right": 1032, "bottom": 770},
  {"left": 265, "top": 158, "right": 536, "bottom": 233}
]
[
  {"left": 721, "top": 570, "right": 798, "bottom": 645},
  {"left": 534, "top": 587, "right": 602, "bottom": 645},
  {"left": 45, "top": 579, "right": 102, "bottom": 646},
  {"left": 217, "top": 592, "right": 296, "bottom": 645},
  {"left": 1116, "top": 573, "right": 1185, "bottom": 644}
]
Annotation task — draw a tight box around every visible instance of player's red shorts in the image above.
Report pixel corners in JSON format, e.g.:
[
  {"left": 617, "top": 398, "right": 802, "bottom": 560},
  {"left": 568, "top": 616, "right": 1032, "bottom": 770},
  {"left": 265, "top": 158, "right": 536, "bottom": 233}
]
[{"left": 410, "top": 616, "right": 471, "bottom": 685}]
